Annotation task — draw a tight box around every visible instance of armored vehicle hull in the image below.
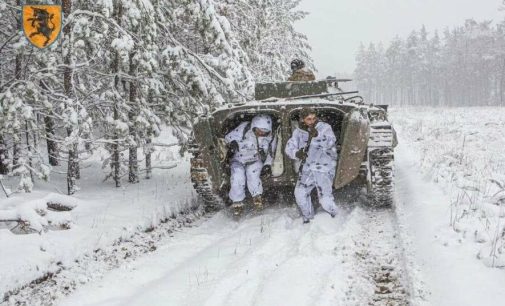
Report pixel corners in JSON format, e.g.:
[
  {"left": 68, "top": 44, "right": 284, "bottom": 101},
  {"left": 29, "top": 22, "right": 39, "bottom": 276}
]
[{"left": 190, "top": 80, "right": 397, "bottom": 212}]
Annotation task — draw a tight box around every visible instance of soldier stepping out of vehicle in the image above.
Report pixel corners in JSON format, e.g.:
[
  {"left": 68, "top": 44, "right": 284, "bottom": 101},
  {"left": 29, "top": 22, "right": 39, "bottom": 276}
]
[
  {"left": 224, "top": 115, "right": 276, "bottom": 216},
  {"left": 285, "top": 107, "right": 338, "bottom": 223},
  {"left": 288, "top": 59, "right": 316, "bottom": 82}
]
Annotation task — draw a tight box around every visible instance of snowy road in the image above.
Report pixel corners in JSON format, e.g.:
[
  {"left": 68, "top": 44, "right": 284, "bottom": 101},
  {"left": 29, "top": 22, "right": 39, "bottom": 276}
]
[
  {"left": 7, "top": 108, "right": 505, "bottom": 306},
  {"left": 57, "top": 204, "right": 409, "bottom": 306}
]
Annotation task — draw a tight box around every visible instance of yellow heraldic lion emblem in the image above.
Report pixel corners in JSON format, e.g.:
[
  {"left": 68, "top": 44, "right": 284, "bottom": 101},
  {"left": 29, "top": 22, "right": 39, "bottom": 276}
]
[{"left": 23, "top": 5, "right": 62, "bottom": 49}]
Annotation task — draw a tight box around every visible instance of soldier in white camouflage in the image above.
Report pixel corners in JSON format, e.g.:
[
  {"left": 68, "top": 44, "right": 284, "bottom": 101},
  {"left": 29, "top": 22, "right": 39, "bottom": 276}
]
[
  {"left": 285, "top": 107, "right": 338, "bottom": 224},
  {"left": 224, "top": 115, "right": 276, "bottom": 216}
]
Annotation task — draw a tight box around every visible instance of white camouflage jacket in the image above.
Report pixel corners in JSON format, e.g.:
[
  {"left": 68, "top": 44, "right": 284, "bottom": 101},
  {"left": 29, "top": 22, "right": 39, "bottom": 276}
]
[
  {"left": 225, "top": 115, "right": 275, "bottom": 166},
  {"left": 285, "top": 121, "right": 338, "bottom": 173}
]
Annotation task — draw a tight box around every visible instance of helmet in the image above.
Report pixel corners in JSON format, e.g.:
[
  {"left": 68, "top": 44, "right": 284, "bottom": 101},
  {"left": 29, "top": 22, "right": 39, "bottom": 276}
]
[
  {"left": 251, "top": 114, "right": 272, "bottom": 133},
  {"left": 290, "top": 59, "right": 305, "bottom": 72}
]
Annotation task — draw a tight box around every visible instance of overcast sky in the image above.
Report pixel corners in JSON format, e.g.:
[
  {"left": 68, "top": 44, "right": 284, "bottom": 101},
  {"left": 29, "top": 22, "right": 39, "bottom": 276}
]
[{"left": 296, "top": 0, "right": 504, "bottom": 77}]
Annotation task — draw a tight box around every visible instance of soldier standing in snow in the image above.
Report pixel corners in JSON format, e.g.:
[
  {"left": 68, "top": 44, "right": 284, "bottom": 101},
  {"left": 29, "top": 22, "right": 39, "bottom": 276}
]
[
  {"left": 225, "top": 114, "right": 276, "bottom": 215},
  {"left": 285, "top": 107, "right": 338, "bottom": 223},
  {"left": 288, "top": 59, "right": 316, "bottom": 81}
]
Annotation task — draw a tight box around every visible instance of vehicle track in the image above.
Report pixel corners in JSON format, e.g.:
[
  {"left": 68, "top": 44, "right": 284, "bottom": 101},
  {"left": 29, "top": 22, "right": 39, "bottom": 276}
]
[
  {"left": 53, "top": 202, "right": 411, "bottom": 306},
  {"left": 338, "top": 208, "right": 410, "bottom": 305}
]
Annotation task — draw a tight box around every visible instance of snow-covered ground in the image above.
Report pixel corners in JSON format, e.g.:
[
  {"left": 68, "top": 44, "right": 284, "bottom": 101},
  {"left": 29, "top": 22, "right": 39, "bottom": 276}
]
[
  {"left": 391, "top": 107, "right": 505, "bottom": 305},
  {"left": 395, "top": 143, "right": 505, "bottom": 306},
  {"left": 0, "top": 130, "right": 198, "bottom": 300},
  {"left": 3, "top": 107, "right": 505, "bottom": 306},
  {"left": 56, "top": 206, "right": 409, "bottom": 306},
  {"left": 391, "top": 107, "right": 505, "bottom": 268}
]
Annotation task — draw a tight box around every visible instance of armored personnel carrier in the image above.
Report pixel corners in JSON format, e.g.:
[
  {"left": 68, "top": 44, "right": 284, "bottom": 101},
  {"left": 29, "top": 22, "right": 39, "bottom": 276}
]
[{"left": 189, "top": 79, "right": 397, "bottom": 212}]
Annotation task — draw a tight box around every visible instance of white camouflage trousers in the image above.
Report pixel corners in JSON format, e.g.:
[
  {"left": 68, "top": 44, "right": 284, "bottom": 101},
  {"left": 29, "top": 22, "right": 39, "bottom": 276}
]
[
  {"left": 229, "top": 160, "right": 263, "bottom": 202},
  {"left": 294, "top": 170, "right": 337, "bottom": 220}
]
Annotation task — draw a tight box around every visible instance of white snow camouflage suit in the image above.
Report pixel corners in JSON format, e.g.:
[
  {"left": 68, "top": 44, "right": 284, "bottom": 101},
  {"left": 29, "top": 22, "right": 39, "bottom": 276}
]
[
  {"left": 285, "top": 121, "right": 338, "bottom": 220},
  {"left": 225, "top": 115, "right": 275, "bottom": 203}
]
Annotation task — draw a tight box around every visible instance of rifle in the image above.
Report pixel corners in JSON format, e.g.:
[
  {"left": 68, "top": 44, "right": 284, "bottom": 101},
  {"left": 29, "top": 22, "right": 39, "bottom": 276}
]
[
  {"left": 222, "top": 141, "right": 238, "bottom": 175},
  {"left": 298, "top": 131, "right": 315, "bottom": 176}
]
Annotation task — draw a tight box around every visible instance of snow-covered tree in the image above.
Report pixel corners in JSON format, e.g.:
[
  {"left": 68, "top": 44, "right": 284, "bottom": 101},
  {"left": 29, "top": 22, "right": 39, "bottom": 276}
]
[
  {"left": 0, "top": 0, "right": 314, "bottom": 193},
  {"left": 217, "top": 0, "right": 313, "bottom": 82}
]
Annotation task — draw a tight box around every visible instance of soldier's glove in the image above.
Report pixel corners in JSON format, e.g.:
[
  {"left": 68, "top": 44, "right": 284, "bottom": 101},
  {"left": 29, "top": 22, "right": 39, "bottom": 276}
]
[
  {"left": 295, "top": 149, "right": 307, "bottom": 161},
  {"left": 308, "top": 126, "right": 318, "bottom": 138},
  {"left": 228, "top": 140, "right": 239, "bottom": 154},
  {"left": 260, "top": 165, "right": 272, "bottom": 179}
]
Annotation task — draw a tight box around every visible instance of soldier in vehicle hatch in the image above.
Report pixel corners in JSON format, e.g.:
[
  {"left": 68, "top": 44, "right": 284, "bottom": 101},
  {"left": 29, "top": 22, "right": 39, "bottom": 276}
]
[
  {"left": 285, "top": 107, "right": 338, "bottom": 224},
  {"left": 288, "top": 59, "right": 316, "bottom": 81},
  {"left": 224, "top": 114, "right": 276, "bottom": 216}
]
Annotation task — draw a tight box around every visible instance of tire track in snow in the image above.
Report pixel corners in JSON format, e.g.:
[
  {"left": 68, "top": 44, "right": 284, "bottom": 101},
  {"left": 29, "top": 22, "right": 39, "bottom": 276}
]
[
  {"left": 225, "top": 211, "right": 354, "bottom": 306},
  {"left": 210, "top": 214, "right": 313, "bottom": 306},
  {"left": 55, "top": 203, "right": 412, "bottom": 306},
  {"left": 119, "top": 205, "right": 358, "bottom": 306},
  {"left": 156, "top": 210, "right": 318, "bottom": 306},
  {"left": 245, "top": 209, "right": 356, "bottom": 306},
  {"left": 58, "top": 209, "right": 298, "bottom": 306},
  {"left": 195, "top": 204, "right": 410, "bottom": 306},
  {"left": 166, "top": 211, "right": 302, "bottom": 306},
  {"left": 337, "top": 207, "right": 410, "bottom": 306}
]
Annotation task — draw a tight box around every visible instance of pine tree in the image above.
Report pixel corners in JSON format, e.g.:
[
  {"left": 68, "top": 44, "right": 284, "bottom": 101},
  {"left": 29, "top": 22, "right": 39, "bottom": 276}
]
[
  {"left": 0, "top": 0, "right": 314, "bottom": 193},
  {"left": 217, "top": 0, "right": 313, "bottom": 82}
]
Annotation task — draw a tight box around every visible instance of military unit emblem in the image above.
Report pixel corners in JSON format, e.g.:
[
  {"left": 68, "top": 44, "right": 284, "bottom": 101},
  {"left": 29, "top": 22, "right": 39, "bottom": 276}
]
[{"left": 22, "top": 5, "right": 62, "bottom": 49}]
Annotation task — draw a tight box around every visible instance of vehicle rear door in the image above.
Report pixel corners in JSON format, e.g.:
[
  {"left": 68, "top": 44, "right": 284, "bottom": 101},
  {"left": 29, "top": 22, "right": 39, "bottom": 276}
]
[{"left": 334, "top": 109, "right": 369, "bottom": 189}]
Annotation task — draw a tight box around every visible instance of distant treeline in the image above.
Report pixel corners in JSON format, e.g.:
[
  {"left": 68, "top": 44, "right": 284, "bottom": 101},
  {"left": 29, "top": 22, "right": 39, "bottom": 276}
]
[{"left": 354, "top": 19, "right": 505, "bottom": 107}]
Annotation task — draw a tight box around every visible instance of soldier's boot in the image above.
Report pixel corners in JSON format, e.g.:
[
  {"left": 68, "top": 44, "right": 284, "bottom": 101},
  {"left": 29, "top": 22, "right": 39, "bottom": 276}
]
[
  {"left": 253, "top": 195, "right": 263, "bottom": 211},
  {"left": 231, "top": 202, "right": 245, "bottom": 217}
]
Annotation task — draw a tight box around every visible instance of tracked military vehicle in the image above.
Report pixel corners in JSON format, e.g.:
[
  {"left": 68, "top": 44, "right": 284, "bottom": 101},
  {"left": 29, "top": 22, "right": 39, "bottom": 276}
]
[{"left": 189, "top": 79, "right": 397, "bottom": 212}]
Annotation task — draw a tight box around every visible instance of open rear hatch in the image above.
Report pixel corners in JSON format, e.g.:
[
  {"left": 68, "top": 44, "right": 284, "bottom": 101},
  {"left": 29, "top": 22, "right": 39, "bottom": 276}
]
[{"left": 334, "top": 109, "right": 369, "bottom": 189}]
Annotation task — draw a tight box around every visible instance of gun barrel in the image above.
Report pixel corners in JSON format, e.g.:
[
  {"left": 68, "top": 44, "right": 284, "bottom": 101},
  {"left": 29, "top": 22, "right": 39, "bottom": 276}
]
[{"left": 290, "top": 91, "right": 360, "bottom": 100}]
